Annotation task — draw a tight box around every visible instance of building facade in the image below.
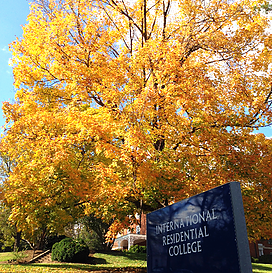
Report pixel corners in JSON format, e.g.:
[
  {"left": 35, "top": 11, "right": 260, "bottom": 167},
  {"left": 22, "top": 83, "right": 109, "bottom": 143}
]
[
  {"left": 112, "top": 213, "right": 147, "bottom": 250},
  {"left": 249, "top": 239, "right": 272, "bottom": 258}
]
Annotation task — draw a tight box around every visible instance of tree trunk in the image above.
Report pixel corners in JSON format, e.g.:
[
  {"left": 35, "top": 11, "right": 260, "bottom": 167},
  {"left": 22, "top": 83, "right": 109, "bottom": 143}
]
[{"left": 14, "top": 231, "right": 21, "bottom": 251}]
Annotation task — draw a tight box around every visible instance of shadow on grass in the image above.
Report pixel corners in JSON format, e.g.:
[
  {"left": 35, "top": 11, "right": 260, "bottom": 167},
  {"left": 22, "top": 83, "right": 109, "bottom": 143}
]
[
  {"left": 7, "top": 251, "right": 147, "bottom": 271},
  {"left": 252, "top": 263, "right": 272, "bottom": 271},
  {"left": 19, "top": 261, "right": 107, "bottom": 271},
  {"left": 17, "top": 257, "right": 108, "bottom": 271},
  {"left": 92, "top": 257, "right": 108, "bottom": 264},
  {"left": 101, "top": 250, "right": 147, "bottom": 262}
]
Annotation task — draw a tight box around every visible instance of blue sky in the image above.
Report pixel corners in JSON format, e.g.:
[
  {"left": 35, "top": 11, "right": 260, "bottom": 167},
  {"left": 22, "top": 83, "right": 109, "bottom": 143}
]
[
  {"left": 0, "top": 0, "right": 30, "bottom": 134},
  {"left": 0, "top": 1, "right": 272, "bottom": 138}
]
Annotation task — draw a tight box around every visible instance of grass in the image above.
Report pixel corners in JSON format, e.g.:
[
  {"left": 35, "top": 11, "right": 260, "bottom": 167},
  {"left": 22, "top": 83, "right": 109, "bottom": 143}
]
[
  {"left": 253, "top": 263, "right": 272, "bottom": 273},
  {"left": 0, "top": 252, "right": 13, "bottom": 262},
  {"left": 0, "top": 251, "right": 271, "bottom": 272},
  {"left": 0, "top": 251, "right": 147, "bottom": 272},
  {"left": 93, "top": 251, "right": 147, "bottom": 267}
]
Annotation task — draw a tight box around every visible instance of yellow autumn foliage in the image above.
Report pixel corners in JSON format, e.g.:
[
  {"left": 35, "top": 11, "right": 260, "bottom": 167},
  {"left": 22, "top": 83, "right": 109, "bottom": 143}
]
[{"left": 1, "top": 0, "right": 272, "bottom": 240}]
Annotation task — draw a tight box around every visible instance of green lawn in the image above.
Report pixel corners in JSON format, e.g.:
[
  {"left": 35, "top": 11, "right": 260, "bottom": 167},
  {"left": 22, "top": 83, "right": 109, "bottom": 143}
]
[
  {"left": 0, "top": 251, "right": 271, "bottom": 272},
  {"left": 252, "top": 263, "right": 272, "bottom": 273},
  {"left": 0, "top": 251, "right": 146, "bottom": 272},
  {"left": 0, "top": 252, "right": 13, "bottom": 262}
]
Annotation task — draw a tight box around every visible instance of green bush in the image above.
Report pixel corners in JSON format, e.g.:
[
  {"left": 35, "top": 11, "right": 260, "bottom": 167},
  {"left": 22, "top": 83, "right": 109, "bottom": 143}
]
[
  {"left": 51, "top": 238, "right": 89, "bottom": 263},
  {"left": 12, "top": 248, "right": 28, "bottom": 263},
  {"left": 128, "top": 245, "right": 146, "bottom": 253},
  {"left": 258, "top": 255, "right": 272, "bottom": 264}
]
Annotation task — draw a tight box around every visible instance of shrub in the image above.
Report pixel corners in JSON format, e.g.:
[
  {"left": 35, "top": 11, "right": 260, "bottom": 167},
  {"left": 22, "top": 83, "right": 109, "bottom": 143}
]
[
  {"left": 258, "top": 255, "right": 272, "bottom": 264},
  {"left": 128, "top": 245, "right": 146, "bottom": 253},
  {"left": 251, "top": 257, "right": 259, "bottom": 263},
  {"left": 52, "top": 238, "right": 89, "bottom": 263},
  {"left": 12, "top": 248, "right": 28, "bottom": 263}
]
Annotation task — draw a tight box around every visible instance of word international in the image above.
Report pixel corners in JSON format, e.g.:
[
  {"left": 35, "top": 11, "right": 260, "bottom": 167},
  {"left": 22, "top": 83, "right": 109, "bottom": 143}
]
[{"left": 155, "top": 209, "right": 217, "bottom": 235}]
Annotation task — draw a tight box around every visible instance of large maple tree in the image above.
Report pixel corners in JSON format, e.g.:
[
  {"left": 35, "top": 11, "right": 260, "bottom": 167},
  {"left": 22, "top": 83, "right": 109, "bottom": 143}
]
[{"left": 1, "top": 0, "right": 272, "bottom": 240}]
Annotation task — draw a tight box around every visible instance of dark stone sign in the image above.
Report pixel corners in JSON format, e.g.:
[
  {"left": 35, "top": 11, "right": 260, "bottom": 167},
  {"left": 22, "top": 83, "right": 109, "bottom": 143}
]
[{"left": 147, "top": 182, "right": 252, "bottom": 273}]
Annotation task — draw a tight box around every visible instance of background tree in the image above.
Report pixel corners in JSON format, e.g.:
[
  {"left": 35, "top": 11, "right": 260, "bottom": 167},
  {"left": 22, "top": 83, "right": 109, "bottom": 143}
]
[
  {"left": 79, "top": 214, "right": 114, "bottom": 251},
  {"left": 1, "top": 0, "right": 272, "bottom": 241},
  {"left": 0, "top": 206, "right": 17, "bottom": 251},
  {"left": 0, "top": 148, "right": 23, "bottom": 250},
  {"left": 0, "top": 145, "right": 84, "bottom": 250}
]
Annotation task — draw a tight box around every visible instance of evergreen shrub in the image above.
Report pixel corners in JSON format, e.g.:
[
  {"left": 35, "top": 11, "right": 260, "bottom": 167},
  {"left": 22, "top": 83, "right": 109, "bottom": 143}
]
[
  {"left": 51, "top": 238, "right": 89, "bottom": 263},
  {"left": 258, "top": 255, "right": 272, "bottom": 264},
  {"left": 128, "top": 245, "right": 146, "bottom": 253}
]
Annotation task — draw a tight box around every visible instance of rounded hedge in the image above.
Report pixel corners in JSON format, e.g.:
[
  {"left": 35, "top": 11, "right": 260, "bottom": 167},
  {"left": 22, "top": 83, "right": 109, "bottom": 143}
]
[{"left": 51, "top": 238, "right": 89, "bottom": 263}]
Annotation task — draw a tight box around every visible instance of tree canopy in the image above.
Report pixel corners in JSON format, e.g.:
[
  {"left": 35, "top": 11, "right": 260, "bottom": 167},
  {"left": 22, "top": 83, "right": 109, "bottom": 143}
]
[{"left": 1, "top": 0, "right": 272, "bottom": 241}]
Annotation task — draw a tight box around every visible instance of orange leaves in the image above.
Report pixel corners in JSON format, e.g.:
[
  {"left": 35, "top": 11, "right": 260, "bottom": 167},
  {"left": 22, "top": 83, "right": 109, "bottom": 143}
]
[{"left": 105, "top": 218, "right": 131, "bottom": 243}]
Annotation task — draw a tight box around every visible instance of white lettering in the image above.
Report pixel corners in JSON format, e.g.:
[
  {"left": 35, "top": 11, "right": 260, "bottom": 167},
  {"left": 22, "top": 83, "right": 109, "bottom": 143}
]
[
  {"left": 155, "top": 209, "right": 217, "bottom": 235},
  {"left": 170, "top": 221, "right": 174, "bottom": 231},
  {"left": 169, "top": 246, "right": 173, "bottom": 256},
  {"left": 189, "top": 229, "right": 195, "bottom": 240},
  {"left": 183, "top": 243, "right": 187, "bottom": 254},
  {"left": 199, "top": 211, "right": 205, "bottom": 222},
  {"left": 192, "top": 214, "right": 198, "bottom": 224},
  {"left": 206, "top": 210, "right": 212, "bottom": 221},
  {"left": 212, "top": 209, "right": 217, "bottom": 220},
  {"left": 198, "top": 227, "right": 204, "bottom": 238},
  {"left": 187, "top": 243, "right": 191, "bottom": 254},
  {"left": 197, "top": 241, "right": 202, "bottom": 252},
  {"left": 162, "top": 226, "right": 209, "bottom": 246},
  {"left": 168, "top": 241, "right": 203, "bottom": 256},
  {"left": 180, "top": 219, "right": 185, "bottom": 228},
  {"left": 164, "top": 223, "right": 168, "bottom": 233},
  {"left": 162, "top": 236, "right": 166, "bottom": 246},
  {"left": 184, "top": 230, "right": 190, "bottom": 241},
  {"left": 204, "top": 226, "right": 209, "bottom": 237},
  {"left": 167, "top": 234, "right": 171, "bottom": 245},
  {"left": 191, "top": 241, "right": 197, "bottom": 252},
  {"left": 175, "top": 232, "right": 180, "bottom": 244},
  {"left": 174, "top": 245, "right": 179, "bottom": 255},
  {"left": 180, "top": 231, "right": 184, "bottom": 242},
  {"left": 174, "top": 221, "right": 179, "bottom": 229}
]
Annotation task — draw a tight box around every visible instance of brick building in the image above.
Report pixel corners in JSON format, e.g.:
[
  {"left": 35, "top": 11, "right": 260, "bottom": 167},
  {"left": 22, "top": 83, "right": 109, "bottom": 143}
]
[
  {"left": 249, "top": 239, "right": 272, "bottom": 258},
  {"left": 112, "top": 213, "right": 147, "bottom": 250}
]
